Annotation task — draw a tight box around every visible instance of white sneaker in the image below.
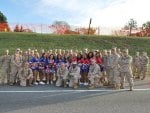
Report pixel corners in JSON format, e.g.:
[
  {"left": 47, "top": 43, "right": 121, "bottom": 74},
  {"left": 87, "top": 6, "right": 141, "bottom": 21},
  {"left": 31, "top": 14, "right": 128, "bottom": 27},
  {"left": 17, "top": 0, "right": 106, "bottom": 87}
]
[
  {"left": 66, "top": 82, "right": 69, "bottom": 85},
  {"left": 84, "top": 82, "right": 88, "bottom": 86},
  {"left": 34, "top": 82, "right": 38, "bottom": 85},
  {"left": 80, "top": 82, "right": 84, "bottom": 85},
  {"left": 46, "top": 82, "right": 50, "bottom": 85},
  {"left": 39, "top": 81, "right": 45, "bottom": 85},
  {"left": 85, "top": 82, "right": 89, "bottom": 86}
]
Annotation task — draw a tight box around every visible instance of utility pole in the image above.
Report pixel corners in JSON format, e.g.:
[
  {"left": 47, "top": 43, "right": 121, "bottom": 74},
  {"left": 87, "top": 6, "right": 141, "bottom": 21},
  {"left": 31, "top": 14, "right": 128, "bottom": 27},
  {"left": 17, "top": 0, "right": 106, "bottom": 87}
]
[
  {"left": 98, "top": 27, "right": 100, "bottom": 35},
  {"left": 88, "top": 18, "right": 92, "bottom": 35},
  {"left": 41, "top": 24, "right": 42, "bottom": 34}
]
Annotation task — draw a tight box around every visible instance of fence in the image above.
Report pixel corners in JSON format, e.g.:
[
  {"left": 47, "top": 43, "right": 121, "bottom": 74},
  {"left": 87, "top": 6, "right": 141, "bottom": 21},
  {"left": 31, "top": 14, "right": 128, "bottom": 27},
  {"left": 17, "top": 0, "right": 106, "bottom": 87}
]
[{"left": 0, "top": 23, "right": 119, "bottom": 35}]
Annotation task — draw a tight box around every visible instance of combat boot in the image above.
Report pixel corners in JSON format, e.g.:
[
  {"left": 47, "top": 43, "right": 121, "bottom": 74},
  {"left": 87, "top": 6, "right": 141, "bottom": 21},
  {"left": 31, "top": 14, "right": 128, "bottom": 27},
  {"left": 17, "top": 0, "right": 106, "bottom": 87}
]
[
  {"left": 116, "top": 84, "right": 120, "bottom": 90},
  {"left": 129, "top": 86, "right": 133, "bottom": 91},
  {"left": 63, "top": 80, "right": 67, "bottom": 88},
  {"left": 141, "top": 76, "right": 145, "bottom": 80},
  {"left": 29, "top": 79, "right": 33, "bottom": 87},
  {"left": 88, "top": 85, "right": 95, "bottom": 89},
  {"left": 26, "top": 80, "right": 29, "bottom": 86},
  {"left": 135, "top": 76, "right": 140, "bottom": 79},
  {"left": 73, "top": 83, "right": 78, "bottom": 89},
  {"left": 120, "top": 83, "right": 125, "bottom": 89},
  {"left": 113, "top": 84, "right": 119, "bottom": 90}
]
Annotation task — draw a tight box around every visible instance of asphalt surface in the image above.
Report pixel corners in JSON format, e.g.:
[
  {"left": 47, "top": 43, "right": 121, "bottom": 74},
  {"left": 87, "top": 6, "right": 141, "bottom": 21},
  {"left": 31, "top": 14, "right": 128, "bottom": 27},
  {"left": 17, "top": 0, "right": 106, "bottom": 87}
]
[{"left": 0, "top": 78, "right": 150, "bottom": 113}]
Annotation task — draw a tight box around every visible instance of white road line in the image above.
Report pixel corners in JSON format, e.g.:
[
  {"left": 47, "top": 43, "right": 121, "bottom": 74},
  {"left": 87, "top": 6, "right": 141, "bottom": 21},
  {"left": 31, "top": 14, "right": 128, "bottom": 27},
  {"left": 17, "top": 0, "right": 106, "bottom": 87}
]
[
  {"left": 0, "top": 89, "right": 150, "bottom": 93},
  {"left": 37, "top": 91, "right": 81, "bottom": 98}
]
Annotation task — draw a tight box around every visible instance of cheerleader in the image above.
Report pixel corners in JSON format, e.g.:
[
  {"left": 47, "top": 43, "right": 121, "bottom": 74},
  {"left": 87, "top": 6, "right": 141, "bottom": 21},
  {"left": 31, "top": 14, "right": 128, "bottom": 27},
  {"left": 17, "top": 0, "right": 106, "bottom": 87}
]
[
  {"left": 88, "top": 51, "right": 94, "bottom": 60},
  {"left": 55, "top": 54, "right": 64, "bottom": 68},
  {"left": 95, "top": 51, "right": 107, "bottom": 85},
  {"left": 30, "top": 51, "right": 39, "bottom": 85},
  {"left": 95, "top": 52, "right": 103, "bottom": 71},
  {"left": 38, "top": 53, "right": 46, "bottom": 85},
  {"left": 45, "top": 54, "right": 56, "bottom": 84},
  {"left": 80, "top": 53, "right": 90, "bottom": 86}
]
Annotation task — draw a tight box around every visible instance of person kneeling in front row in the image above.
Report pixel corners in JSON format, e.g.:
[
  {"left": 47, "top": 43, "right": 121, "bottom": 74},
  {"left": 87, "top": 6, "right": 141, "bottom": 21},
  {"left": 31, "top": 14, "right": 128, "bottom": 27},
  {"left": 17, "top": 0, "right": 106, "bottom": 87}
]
[
  {"left": 19, "top": 62, "right": 33, "bottom": 86},
  {"left": 88, "top": 58, "right": 102, "bottom": 89},
  {"left": 68, "top": 61, "right": 81, "bottom": 89},
  {"left": 56, "top": 63, "right": 69, "bottom": 87}
]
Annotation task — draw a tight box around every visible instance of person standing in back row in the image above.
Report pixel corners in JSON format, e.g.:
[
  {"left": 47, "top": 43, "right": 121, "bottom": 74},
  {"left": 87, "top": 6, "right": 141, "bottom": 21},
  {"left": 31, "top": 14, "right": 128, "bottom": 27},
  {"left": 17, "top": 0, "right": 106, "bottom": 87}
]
[
  {"left": 132, "top": 52, "right": 141, "bottom": 79},
  {"left": 119, "top": 49, "right": 134, "bottom": 91},
  {"left": 139, "top": 52, "right": 149, "bottom": 80},
  {"left": 108, "top": 47, "right": 120, "bottom": 89},
  {"left": 10, "top": 48, "right": 23, "bottom": 85},
  {"left": 0, "top": 49, "right": 11, "bottom": 85}
]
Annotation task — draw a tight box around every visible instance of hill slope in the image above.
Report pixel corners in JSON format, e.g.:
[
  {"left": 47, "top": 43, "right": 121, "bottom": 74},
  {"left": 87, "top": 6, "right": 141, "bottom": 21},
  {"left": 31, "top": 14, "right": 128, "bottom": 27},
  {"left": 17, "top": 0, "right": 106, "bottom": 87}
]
[{"left": 0, "top": 32, "right": 150, "bottom": 56}]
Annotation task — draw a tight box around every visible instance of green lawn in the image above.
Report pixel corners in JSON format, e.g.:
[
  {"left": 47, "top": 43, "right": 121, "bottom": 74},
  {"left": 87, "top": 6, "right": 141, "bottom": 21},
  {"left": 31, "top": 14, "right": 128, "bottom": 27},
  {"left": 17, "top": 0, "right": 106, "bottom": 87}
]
[{"left": 0, "top": 32, "right": 150, "bottom": 56}]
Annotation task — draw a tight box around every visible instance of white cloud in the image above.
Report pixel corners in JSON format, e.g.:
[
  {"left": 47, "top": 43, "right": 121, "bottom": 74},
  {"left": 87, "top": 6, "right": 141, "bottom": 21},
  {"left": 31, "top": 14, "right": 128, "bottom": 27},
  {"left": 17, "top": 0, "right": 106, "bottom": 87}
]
[{"left": 32, "top": 0, "right": 150, "bottom": 29}]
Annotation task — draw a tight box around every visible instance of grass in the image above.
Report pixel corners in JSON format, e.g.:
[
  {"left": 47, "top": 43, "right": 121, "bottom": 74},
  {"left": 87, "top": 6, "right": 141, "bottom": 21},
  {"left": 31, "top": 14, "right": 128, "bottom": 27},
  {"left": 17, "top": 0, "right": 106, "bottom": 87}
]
[{"left": 0, "top": 32, "right": 150, "bottom": 56}]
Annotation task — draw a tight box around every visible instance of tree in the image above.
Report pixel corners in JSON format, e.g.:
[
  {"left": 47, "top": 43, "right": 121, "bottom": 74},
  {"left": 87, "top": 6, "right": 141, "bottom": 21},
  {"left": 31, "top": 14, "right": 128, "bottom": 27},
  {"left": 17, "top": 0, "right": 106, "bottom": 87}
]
[
  {"left": 125, "top": 19, "right": 137, "bottom": 36},
  {"left": 0, "top": 11, "right": 7, "bottom": 23},
  {"left": 142, "top": 21, "right": 150, "bottom": 30},
  {"left": 53, "top": 21, "right": 70, "bottom": 28},
  {"left": 49, "top": 21, "right": 71, "bottom": 34},
  {"left": 0, "top": 11, "right": 10, "bottom": 32}
]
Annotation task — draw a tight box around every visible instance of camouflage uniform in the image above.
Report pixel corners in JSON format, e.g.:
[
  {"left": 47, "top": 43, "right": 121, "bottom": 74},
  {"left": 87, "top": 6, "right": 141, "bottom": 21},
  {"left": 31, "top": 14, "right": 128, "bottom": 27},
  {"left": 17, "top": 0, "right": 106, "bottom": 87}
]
[
  {"left": 19, "top": 65, "right": 33, "bottom": 86},
  {"left": 0, "top": 54, "right": 11, "bottom": 84},
  {"left": 139, "top": 52, "right": 149, "bottom": 80},
  {"left": 88, "top": 62, "right": 101, "bottom": 88},
  {"left": 119, "top": 50, "right": 133, "bottom": 91},
  {"left": 56, "top": 66, "right": 69, "bottom": 87},
  {"left": 10, "top": 53, "right": 23, "bottom": 85},
  {"left": 132, "top": 52, "right": 141, "bottom": 78},
  {"left": 68, "top": 64, "right": 81, "bottom": 89},
  {"left": 22, "top": 52, "right": 32, "bottom": 63},
  {"left": 105, "top": 50, "right": 111, "bottom": 78},
  {"left": 102, "top": 53, "right": 108, "bottom": 75},
  {"left": 108, "top": 51, "right": 120, "bottom": 88}
]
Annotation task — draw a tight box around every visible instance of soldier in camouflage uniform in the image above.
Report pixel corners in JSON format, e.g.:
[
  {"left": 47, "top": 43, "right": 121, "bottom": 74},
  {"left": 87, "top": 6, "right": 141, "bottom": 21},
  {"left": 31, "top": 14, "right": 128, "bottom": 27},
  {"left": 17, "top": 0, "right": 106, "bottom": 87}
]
[
  {"left": 132, "top": 52, "right": 141, "bottom": 79},
  {"left": 68, "top": 61, "right": 81, "bottom": 89},
  {"left": 102, "top": 49, "right": 111, "bottom": 86},
  {"left": 0, "top": 49, "right": 11, "bottom": 85},
  {"left": 22, "top": 49, "right": 32, "bottom": 63},
  {"left": 105, "top": 50, "right": 111, "bottom": 81},
  {"left": 117, "top": 48, "right": 122, "bottom": 56},
  {"left": 139, "top": 52, "right": 149, "bottom": 80},
  {"left": 118, "top": 49, "right": 134, "bottom": 91},
  {"left": 19, "top": 62, "right": 33, "bottom": 86},
  {"left": 10, "top": 48, "right": 23, "bottom": 85},
  {"left": 108, "top": 47, "right": 120, "bottom": 89},
  {"left": 88, "top": 58, "right": 102, "bottom": 89},
  {"left": 56, "top": 63, "right": 69, "bottom": 87}
]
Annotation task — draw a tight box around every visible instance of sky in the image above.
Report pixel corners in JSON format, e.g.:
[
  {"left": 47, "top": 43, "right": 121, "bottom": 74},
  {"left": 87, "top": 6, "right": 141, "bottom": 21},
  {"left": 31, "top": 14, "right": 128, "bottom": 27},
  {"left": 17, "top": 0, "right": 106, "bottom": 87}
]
[{"left": 0, "top": 0, "right": 150, "bottom": 28}]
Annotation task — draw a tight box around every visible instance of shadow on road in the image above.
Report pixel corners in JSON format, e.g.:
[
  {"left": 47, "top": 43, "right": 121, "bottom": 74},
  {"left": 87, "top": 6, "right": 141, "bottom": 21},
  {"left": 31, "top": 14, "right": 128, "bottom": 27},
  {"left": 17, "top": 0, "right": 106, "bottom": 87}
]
[{"left": 0, "top": 85, "right": 128, "bottom": 113}]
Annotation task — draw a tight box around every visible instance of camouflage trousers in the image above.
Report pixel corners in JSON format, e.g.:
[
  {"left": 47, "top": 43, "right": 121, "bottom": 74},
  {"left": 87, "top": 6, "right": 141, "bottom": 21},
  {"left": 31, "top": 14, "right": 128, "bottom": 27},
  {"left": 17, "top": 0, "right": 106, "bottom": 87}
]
[
  {"left": 1, "top": 66, "right": 10, "bottom": 84},
  {"left": 56, "top": 77, "right": 68, "bottom": 87},
  {"left": 69, "top": 76, "right": 79, "bottom": 87},
  {"left": 88, "top": 75, "right": 101, "bottom": 87},
  {"left": 10, "top": 66, "right": 21, "bottom": 84},
  {"left": 132, "top": 65, "right": 141, "bottom": 77},
  {"left": 20, "top": 74, "right": 33, "bottom": 86},
  {"left": 140, "top": 65, "right": 148, "bottom": 78},
  {"left": 109, "top": 69, "right": 120, "bottom": 85},
  {"left": 120, "top": 72, "right": 134, "bottom": 87}
]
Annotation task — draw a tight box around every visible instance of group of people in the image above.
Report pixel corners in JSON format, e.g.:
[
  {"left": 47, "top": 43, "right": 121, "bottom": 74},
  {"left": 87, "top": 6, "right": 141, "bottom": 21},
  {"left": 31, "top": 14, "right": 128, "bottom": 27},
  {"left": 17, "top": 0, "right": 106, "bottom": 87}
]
[{"left": 0, "top": 47, "right": 149, "bottom": 91}]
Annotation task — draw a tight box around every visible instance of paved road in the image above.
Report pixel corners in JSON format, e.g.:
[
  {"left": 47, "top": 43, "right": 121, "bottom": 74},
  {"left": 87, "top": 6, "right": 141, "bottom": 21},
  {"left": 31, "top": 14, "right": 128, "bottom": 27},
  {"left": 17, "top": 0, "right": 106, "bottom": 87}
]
[{"left": 0, "top": 78, "right": 150, "bottom": 113}]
